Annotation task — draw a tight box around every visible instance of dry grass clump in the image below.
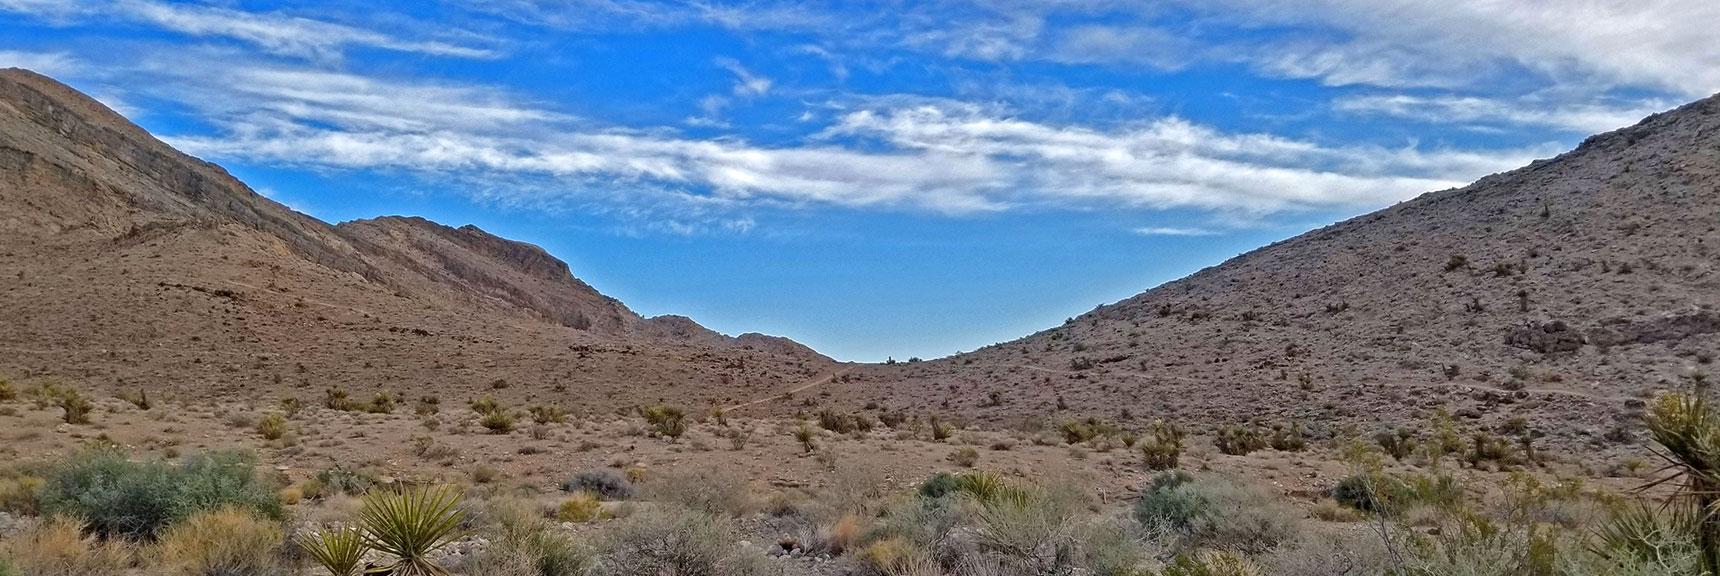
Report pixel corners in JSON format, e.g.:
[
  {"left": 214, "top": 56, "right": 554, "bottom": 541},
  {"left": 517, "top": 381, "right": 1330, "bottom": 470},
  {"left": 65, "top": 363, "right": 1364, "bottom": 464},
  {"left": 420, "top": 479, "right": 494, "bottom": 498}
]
[
  {"left": 557, "top": 493, "right": 604, "bottom": 523},
  {"left": 594, "top": 505, "right": 769, "bottom": 576},
  {"left": 154, "top": 507, "right": 289, "bottom": 576},
  {"left": 464, "top": 499, "right": 593, "bottom": 576},
  {"left": 1, "top": 516, "right": 131, "bottom": 576},
  {"left": 643, "top": 468, "right": 756, "bottom": 517}
]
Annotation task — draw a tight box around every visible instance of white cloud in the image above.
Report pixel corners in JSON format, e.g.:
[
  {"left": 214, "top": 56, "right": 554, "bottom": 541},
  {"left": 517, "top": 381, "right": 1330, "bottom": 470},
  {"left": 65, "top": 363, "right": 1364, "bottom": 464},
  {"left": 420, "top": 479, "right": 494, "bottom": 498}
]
[
  {"left": 1135, "top": 227, "right": 1216, "bottom": 236},
  {"left": 143, "top": 63, "right": 1550, "bottom": 220},
  {"left": 129, "top": 1, "right": 493, "bottom": 59},
  {"left": 1, "top": 0, "right": 494, "bottom": 60},
  {"left": 1334, "top": 93, "right": 1673, "bottom": 134},
  {"left": 0, "top": 50, "right": 76, "bottom": 76},
  {"left": 715, "top": 58, "right": 772, "bottom": 97},
  {"left": 1188, "top": 0, "right": 1720, "bottom": 96}
]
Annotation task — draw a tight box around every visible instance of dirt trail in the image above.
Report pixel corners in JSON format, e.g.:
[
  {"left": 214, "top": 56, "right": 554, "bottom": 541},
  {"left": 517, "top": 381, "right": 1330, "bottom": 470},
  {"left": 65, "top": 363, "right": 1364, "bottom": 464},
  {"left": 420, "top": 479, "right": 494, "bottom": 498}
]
[{"left": 725, "top": 369, "right": 850, "bottom": 412}]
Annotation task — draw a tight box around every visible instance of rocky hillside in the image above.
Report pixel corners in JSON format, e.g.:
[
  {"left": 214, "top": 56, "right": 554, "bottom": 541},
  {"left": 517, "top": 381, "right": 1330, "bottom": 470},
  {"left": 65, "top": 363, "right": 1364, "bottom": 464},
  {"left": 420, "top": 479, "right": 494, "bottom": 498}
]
[
  {"left": 839, "top": 94, "right": 1720, "bottom": 457},
  {"left": 0, "top": 68, "right": 833, "bottom": 410}
]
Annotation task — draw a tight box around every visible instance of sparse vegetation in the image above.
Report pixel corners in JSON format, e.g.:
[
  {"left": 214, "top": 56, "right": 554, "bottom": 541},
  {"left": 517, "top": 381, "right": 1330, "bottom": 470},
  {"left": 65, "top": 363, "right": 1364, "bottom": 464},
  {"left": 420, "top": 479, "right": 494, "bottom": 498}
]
[{"left": 639, "top": 405, "right": 687, "bottom": 440}]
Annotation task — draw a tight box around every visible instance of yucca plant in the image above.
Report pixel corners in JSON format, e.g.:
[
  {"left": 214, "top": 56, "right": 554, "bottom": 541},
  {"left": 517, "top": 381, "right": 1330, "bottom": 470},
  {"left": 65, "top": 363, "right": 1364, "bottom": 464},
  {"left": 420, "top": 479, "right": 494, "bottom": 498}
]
[
  {"left": 1643, "top": 392, "right": 1720, "bottom": 573},
  {"left": 359, "top": 485, "right": 470, "bottom": 576},
  {"left": 299, "top": 525, "right": 370, "bottom": 576}
]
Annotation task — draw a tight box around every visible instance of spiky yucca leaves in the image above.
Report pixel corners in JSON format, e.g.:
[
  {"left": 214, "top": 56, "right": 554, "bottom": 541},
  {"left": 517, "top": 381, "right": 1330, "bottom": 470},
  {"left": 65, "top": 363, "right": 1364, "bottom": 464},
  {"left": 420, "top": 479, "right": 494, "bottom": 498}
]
[
  {"left": 359, "top": 485, "right": 469, "bottom": 576},
  {"left": 1591, "top": 502, "right": 1700, "bottom": 569},
  {"left": 1644, "top": 392, "right": 1720, "bottom": 573},
  {"left": 299, "top": 525, "right": 370, "bottom": 576}
]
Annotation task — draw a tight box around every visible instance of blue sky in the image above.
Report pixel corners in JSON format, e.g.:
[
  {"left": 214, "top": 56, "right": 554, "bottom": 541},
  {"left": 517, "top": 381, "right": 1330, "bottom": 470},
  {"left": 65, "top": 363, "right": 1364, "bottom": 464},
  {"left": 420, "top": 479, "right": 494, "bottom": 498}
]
[{"left": 2, "top": 0, "right": 1715, "bottom": 361}]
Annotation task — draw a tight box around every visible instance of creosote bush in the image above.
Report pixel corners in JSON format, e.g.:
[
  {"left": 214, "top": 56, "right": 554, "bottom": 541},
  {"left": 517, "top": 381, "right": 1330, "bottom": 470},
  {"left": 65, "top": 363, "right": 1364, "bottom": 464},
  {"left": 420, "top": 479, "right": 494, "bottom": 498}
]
[
  {"left": 562, "top": 469, "right": 633, "bottom": 500},
  {"left": 40, "top": 448, "right": 282, "bottom": 541}
]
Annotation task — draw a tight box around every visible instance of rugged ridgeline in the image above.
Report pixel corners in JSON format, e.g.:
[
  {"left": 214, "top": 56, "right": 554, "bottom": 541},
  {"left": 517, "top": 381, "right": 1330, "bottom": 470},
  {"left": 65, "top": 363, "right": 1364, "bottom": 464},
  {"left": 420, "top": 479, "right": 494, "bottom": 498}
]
[
  {"left": 841, "top": 95, "right": 1720, "bottom": 455},
  {"left": 0, "top": 68, "right": 832, "bottom": 410}
]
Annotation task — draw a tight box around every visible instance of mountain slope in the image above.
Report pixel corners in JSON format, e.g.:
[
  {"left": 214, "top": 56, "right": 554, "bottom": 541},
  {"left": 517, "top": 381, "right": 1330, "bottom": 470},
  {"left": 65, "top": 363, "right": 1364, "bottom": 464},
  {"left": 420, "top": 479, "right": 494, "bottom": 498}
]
[
  {"left": 0, "top": 68, "right": 832, "bottom": 409},
  {"left": 841, "top": 95, "right": 1720, "bottom": 455}
]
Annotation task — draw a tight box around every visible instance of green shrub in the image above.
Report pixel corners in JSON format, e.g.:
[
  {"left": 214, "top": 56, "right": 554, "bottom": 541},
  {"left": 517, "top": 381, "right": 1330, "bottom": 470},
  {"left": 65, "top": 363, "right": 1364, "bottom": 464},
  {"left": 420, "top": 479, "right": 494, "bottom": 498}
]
[
  {"left": 562, "top": 469, "right": 633, "bottom": 500},
  {"left": 315, "top": 464, "right": 377, "bottom": 496},
  {"left": 1213, "top": 425, "right": 1269, "bottom": 456},
  {"left": 917, "top": 472, "right": 959, "bottom": 500},
  {"left": 639, "top": 405, "right": 686, "bottom": 440},
  {"left": 1135, "top": 472, "right": 1298, "bottom": 554},
  {"left": 324, "top": 388, "right": 358, "bottom": 412},
  {"left": 529, "top": 404, "right": 568, "bottom": 425},
  {"left": 56, "top": 387, "right": 93, "bottom": 425},
  {"left": 359, "top": 485, "right": 469, "bottom": 576},
  {"left": 256, "top": 414, "right": 287, "bottom": 440},
  {"left": 481, "top": 410, "right": 516, "bottom": 434},
  {"left": 298, "top": 526, "right": 369, "bottom": 576},
  {"left": 368, "top": 392, "right": 395, "bottom": 414},
  {"left": 40, "top": 449, "right": 281, "bottom": 540},
  {"left": 1141, "top": 420, "right": 1186, "bottom": 471},
  {"left": 0, "top": 376, "right": 14, "bottom": 401}
]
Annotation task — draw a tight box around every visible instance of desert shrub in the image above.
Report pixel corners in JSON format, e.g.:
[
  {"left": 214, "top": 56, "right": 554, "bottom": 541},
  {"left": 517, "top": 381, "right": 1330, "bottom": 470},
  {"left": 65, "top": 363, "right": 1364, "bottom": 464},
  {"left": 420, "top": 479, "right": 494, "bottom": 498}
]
[
  {"left": 155, "top": 507, "right": 288, "bottom": 576},
  {"left": 467, "top": 500, "right": 594, "bottom": 576},
  {"left": 948, "top": 447, "right": 980, "bottom": 468},
  {"left": 557, "top": 493, "right": 604, "bottom": 523},
  {"left": 411, "top": 436, "right": 460, "bottom": 461},
  {"left": 278, "top": 397, "right": 303, "bottom": 418},
  {"left": 562, "top": 469, "right": 633, "bottom": 500},
  {"left": 1376, "top": 428, "right": 1418, "bottom": 461},
  {"left": 471, "top": 464, "right": 502, "bottom": 484},
  {"left": 930, "top": 416, "right": 955, "bottom": 441},
  {"left": 0, "top": 474, "right": 44, "bottom": 515},
  {"left": 1213, "top": 425, "right": 1269, "bottom": 456},
  {"left": 316, "top": 464, "right": 377, "bottom": 496},
  {"left": 793, "top": 420, "right": 819, "bottom": 452},
  {"left": 644, "top": 468, "right": 755, "bottom": 517},
  {"left": 1060, "top": 420, "right": 1096, "bottom": 444},
  {"left": 358, "top": 485, "right": 469, "bottom": 576},
  {"left": 256, "top": 414, "right": 287, "bottom": 440},
  {"left": 297, "top": 526, "right": 368, "bottom": 576},
  {"left": 595, "top": 506, "right": 766, "bottom": 576},
  {"left": 481, "top": 410, "right": 518, "bottom": 434},
  {"left": 0, "top": 376, "right": 13, "bottom": 401},
  {"left": 639, "top": 405, "right": 686, "bottom": 440},
  {"left": 415, "top": 395, "right": 440, "bottom": 416},
  {"left": 471, "top": 396, "right": 503, "bottom": 415},
  {"left": 1333, "top": 472, "right": 1460, "bottom": 516},
  {"left": 1135, "top": 472, "right": 1297, "bottom": 554},
  {"left": 529, "top": 404, "right": 568, "bottom": 425},
  {"left": 1159, "top": 550, "right": 1262, "bottom": 576},
  {"left": 368, "top": 392, "right": 395, "bottom": 414},
  {"left": 1141, "top": 420, "right": 1186, "bottom": 471},
  {"left": 118, "top": 390, "right": 151, "bottom": 410},
  {"left": 1135, "top": 471, "right": 1206, "bottom": 534},
  {"left": 40, "top": 448, "right": 281, "bottom": 540},
  {"left": 918, "top": 472, "right": 960, "bottom": 500},
  {"left": 1269, "top": 422, "right": 1307, "bottom": 452},
  {"left": 0, "top": 516, "right": 130, "bottom": 576},
  {"left": 52, "top": 386, "right": 93, "bottom": 424},
  {"left": 323, "top": 388, "right": 358, "bottom": 412}
]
